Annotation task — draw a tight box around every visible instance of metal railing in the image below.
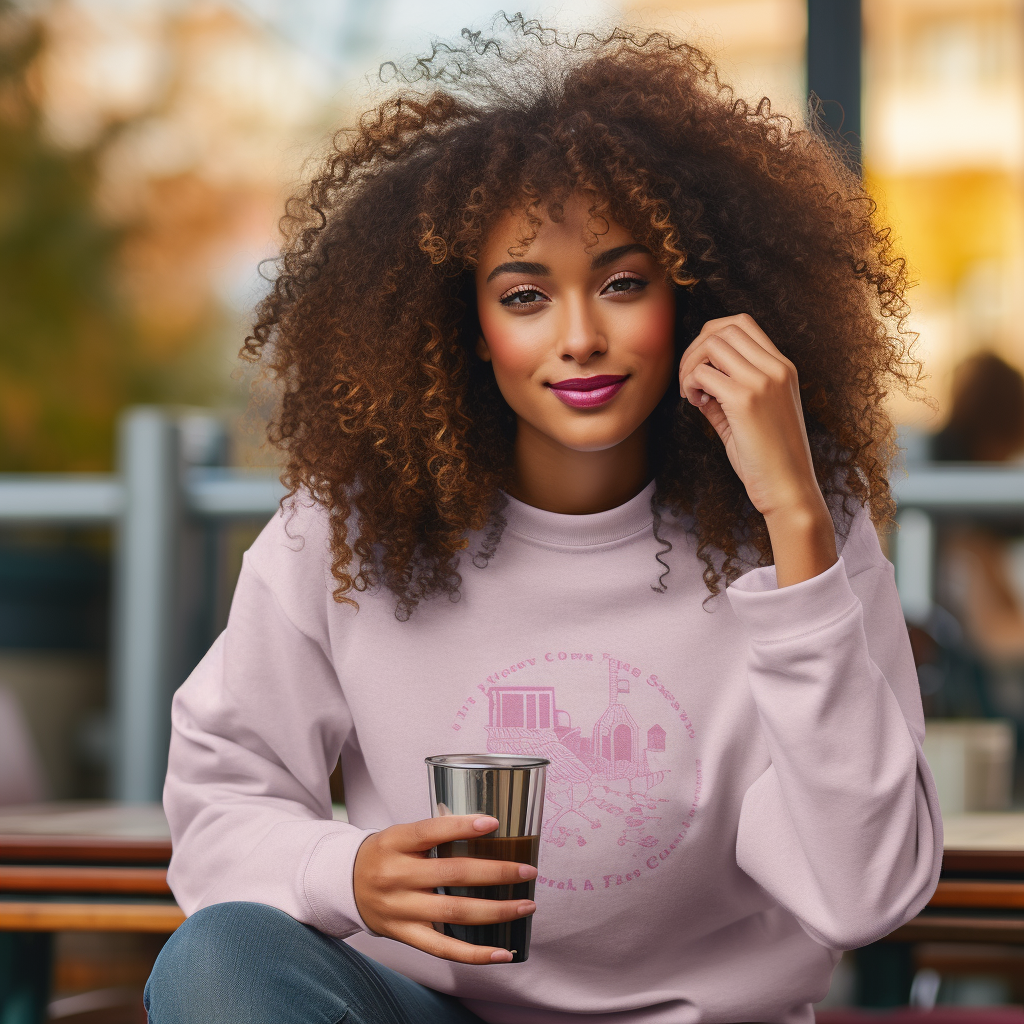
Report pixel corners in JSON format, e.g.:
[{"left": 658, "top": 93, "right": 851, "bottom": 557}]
[
  {"left": 0, "top": 407, "right": 1020, "bottom": 800},
  {"left": 889, "top": 463, "right": 1024, "bottom": 625},
  {"left": 0, "top": 408, "right": 286, "bottom": 802}
]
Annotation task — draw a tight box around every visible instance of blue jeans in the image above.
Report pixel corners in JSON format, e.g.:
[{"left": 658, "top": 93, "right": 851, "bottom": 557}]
[{"left": 144, "top": 901, "right": 488, "bottom": 1024}]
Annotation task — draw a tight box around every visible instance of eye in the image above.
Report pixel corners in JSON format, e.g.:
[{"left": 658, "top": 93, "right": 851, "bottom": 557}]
[
  {"left": 601, "top": 271, "right": 648, "bottom": 296},
  {"left": 499, "top": 284, "right": 550, "bottom": 309}
]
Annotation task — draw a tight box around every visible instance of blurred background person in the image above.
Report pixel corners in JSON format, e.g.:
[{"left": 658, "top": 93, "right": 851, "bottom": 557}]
[
  {"left": 930, "top": 353, "right": 1024, "bottom": 736},
  {"left": 932, "top": 353, "right": 1024, "bottom": 465}
]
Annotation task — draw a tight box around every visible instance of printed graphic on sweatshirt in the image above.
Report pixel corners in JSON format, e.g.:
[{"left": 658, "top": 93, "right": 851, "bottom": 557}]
[{"left": 448, "top": 651, "right": 701, "bottom": 891}]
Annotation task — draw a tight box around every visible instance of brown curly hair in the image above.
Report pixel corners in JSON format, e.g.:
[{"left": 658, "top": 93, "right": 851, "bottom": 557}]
[{"left": 244, "top": 17, "right": 918, "bottom": 620}]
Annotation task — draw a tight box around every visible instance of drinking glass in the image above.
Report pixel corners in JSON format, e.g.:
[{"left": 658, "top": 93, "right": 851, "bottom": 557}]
[{"left": 426, "top": 753, "right": 548, "bottom": 963}]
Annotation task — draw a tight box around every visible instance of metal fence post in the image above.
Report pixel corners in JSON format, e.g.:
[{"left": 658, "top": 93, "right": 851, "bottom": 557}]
[
  {"left": 111, "top": 408, "right": 181, "bottom": 802},
  {"left": 894, "top": 508, "right": 934, "bottom": 626}
]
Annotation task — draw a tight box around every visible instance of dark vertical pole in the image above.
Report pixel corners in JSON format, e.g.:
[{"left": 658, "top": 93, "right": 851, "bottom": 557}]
[
  {"left": 0, "top": 932, "right": 52, "bottom": 1024},
  {"left": 807, "top": 0, "right": 862, "bottom": 174},
  {"left": 854, "top": 942, "right": 914, "bottom": 1006}
]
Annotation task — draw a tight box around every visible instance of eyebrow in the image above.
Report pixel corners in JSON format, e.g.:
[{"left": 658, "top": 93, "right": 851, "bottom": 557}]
[
  {"left": 484, "top": 243, "right": 653, "bottom": 283},
  {"left": 485, "top": 260, "right": 549, "bottom": 283},
  {"left": 590, "top": 243, "right": 652, "bottom": 270}
]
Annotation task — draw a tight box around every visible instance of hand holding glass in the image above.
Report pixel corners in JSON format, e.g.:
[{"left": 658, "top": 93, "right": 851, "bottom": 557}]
[{"left": 350, "top": 754, "right": 547, "bottom": 965}]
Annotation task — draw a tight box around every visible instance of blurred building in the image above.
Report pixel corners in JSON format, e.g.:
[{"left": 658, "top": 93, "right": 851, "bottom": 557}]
[
  {"left": 623, "top": 0, "right": 806, "bottom": 117},
  {"left": 864, "top": 0, "right": 1024, "bottom": 425}
]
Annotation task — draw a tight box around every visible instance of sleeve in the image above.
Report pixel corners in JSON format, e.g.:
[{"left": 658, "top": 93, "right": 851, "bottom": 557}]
[
  {"left": 164, "top": 556, "right": 377, "bottom": 939},
  {"left": 725, "top": 517, "right": 943, "bottom": 950}
]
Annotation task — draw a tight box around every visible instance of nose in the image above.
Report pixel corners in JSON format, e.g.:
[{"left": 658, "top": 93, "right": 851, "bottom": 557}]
[{"left": 556, "top": 293, "right": 608, "bottom": 365}]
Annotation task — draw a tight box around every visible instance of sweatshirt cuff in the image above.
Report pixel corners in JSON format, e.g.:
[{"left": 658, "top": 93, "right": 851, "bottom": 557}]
[
  {"left": 302, "top": 826, "right": 379, "bottom": 938},
  {"left": 725, "top": 555, "right": 859, "bottom": 644}
]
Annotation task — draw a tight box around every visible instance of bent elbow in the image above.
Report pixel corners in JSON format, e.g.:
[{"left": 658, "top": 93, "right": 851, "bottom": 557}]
[{"left": 801, "top": 875, "right": 941, "bottom": 952}]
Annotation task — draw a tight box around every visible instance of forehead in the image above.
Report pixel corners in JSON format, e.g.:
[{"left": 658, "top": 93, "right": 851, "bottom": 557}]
[{"left": 478, "top": 197, "right": 638, "bottom": 265}]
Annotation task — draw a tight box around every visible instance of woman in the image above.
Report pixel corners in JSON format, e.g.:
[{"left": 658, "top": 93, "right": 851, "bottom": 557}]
[{"left": 145, "top": 21, "right": 941, "bottom": 1024}]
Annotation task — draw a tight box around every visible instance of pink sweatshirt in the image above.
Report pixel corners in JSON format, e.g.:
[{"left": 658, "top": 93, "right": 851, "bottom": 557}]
[{"left": 164, "top": 480, "right": 942, "bottom": 1023}]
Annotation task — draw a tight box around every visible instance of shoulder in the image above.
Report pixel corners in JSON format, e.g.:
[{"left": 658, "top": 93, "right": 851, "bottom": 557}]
[
  {"left": 243, "top": 492, "right": 343, "bottom": 630},
  {"left": 248, "top": 492, "right": 333, "bottom": 578}
]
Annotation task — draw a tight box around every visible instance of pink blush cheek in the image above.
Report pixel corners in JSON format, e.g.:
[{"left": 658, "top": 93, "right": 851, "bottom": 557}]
[
  {"left": 621, "top": 301, "right": 676, "bottom": 367},
  {"left": 476, "top": 312, "right": 546, "bottom": 378},
  {"left": 475, "top": 320, "right": 548, "bottom": 415}
]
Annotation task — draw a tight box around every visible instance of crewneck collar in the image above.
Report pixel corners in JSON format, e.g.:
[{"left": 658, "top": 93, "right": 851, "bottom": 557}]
[{"left": 500, "top": 479, "right": 657, "bottom": 548}]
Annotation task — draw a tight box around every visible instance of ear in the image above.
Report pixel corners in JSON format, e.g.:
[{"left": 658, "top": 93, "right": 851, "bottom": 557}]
[{"left": 475, "top": 334, "right": 492, "bottom": 362}]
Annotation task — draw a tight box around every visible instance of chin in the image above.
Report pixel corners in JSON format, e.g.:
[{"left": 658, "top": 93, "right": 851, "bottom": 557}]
[{"left": 549, "top": 420, "right": 641, "bottom": 453}]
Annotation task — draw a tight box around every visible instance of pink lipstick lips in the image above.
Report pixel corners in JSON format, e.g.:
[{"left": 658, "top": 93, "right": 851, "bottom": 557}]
[{"left": 547, "top": 374, "right": 629, "bottom": 409}]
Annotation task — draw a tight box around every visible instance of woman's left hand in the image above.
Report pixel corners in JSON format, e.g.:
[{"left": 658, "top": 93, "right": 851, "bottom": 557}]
[{"left": 678, "top": 313, "right": 837, "bottom": 586}]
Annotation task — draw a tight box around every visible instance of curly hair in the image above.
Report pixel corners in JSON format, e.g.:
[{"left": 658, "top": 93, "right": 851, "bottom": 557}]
[{"left": 244, "top": 16, "right": 919, "bottom": 620}]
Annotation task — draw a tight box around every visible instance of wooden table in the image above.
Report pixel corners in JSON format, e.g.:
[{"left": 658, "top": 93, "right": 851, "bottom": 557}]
[
  {"left": 0, "top": 802, "right": 183, "bottom": 1024},
  {"left": 888, "top": 812, "right": 1024, "bottom": 945}
]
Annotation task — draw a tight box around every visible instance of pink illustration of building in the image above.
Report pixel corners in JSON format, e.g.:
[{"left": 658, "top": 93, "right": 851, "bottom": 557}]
[
  {"left": 592, "top": 661, "right": 641, "bottom": 777},
  {"left": 484, "top": 660, "right": 670, "bottom": 844},
  {"left": 485, "top": 686, "right": 591, "bottom": 784},
  {"left": 485, "top": 660, "right": 665, "bottom": 783}
]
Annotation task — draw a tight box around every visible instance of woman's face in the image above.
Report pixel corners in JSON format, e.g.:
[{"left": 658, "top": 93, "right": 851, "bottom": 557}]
[{"left": 474, "top": 195, "right": 677, "bottom": 455}]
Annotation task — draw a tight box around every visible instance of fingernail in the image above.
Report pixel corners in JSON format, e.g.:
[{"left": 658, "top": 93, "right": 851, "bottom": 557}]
[
  {"left": 490, "top": 950, "right": 514, "bottom": 962},
  {"left": 518, "top": 864, "right": 538, "bottom": 879},
  {"left": 700, "top": 393, "right": 709, "bottom": 404},
  {"left": 517, "top": 901, "right": 536, "bottom": 915},
  {"left": 473, "top": 816, "right": 499, "bottom": 831}
]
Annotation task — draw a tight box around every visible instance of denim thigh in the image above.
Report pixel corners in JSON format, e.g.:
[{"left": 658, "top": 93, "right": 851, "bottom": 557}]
[{"left": 144, "top": 901, "right": 487, "bottom": 1024}]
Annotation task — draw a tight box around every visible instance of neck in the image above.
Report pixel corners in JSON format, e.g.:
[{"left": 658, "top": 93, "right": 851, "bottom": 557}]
[{"left": 507, "top": 419, "right": 652, "bottom": 514}]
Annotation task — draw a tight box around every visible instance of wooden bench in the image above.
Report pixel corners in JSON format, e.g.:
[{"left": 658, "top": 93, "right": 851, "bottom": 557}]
[
  {"left": 2, "top": 804, "right": 1021, "bottom": 1020},
  {"left": 0, "top": 803, "right": 183, "bottom": 1024}
]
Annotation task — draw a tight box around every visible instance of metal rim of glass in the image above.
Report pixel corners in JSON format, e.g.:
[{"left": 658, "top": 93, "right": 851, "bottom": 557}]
[{"left": 425, "top": 754, "right": 550, "bottom": 769}]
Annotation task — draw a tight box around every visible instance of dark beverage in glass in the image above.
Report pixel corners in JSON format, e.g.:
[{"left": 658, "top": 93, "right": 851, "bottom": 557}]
[
  {"left": 434, "top": 834, "right": 540, "bottom": 961},
  {"left": 426, "top": 754, "right": 548, "bottom": 963}
]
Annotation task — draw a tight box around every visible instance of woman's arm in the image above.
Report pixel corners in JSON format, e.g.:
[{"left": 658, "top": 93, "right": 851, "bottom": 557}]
[
  {"left": 165, "top": 510, "right": 538, "bottom": 961},
  {"left": 164, "top": 550, "right": 374, "bottom": 939},
  {"left": 679, "top": 313, "right": 942, "bottom": 947},
  {"left": 726, "top": 514, "right": 942, "bottom": 948}
]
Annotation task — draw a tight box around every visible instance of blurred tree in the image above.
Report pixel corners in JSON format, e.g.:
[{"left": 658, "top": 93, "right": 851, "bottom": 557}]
[
  {"left": 0, "top": 1, "right": 134, "bottom": 469},
  {"left": 0, "top": 1, "right": 230, "bottom": 471}
]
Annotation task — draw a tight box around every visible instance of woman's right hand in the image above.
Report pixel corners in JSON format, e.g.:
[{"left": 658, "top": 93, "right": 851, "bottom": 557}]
[{"left": 352, "top": 814, "right": 537, "bottom": 964}]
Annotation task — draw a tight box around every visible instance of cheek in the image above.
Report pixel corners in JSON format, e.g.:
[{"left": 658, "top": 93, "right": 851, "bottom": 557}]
[
  {"left": 477, "top": 307, "right": 543, "bottom": 379},
  {"left": 620, "top": 294, "right": 676, "bottom": 371}
]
